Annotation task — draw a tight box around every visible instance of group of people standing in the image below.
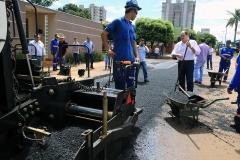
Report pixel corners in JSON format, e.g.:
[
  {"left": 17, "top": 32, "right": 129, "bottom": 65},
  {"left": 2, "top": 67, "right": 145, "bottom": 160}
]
[
  {"left": 172, "top": 31, "right": 240, "bottom": 130},
  {"left": 27, "top": 33, "right": 95, "bottom": 71}
]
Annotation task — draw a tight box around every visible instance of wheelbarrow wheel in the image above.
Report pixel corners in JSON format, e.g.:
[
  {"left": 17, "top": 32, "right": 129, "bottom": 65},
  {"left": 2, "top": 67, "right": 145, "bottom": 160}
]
[
  {"left": 178, "top": 116, "right": 182, "bottom": 124},
  {"left": 211, "top": 82, "right": 215, "bottom": 87}
]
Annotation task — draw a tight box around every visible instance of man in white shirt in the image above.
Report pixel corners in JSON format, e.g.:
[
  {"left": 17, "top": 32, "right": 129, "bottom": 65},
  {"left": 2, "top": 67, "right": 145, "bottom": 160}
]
[
  {"left": 171, "top": 31, "right": 201, "bottom": 92},
  {"left": 28, "top": 34, "right": 46, "bottom": 66},
  {"left": 155, "top": 46, "right": 159, "bottom": 59},
  {"left": 72, "top": 37, "right": 80, "bottom": 65},
  {"left": 136, "top": 38, "right": 149, "bottom": 82},
  {"left": 207, "top": 43, "right": 214, "bottom": 70}
]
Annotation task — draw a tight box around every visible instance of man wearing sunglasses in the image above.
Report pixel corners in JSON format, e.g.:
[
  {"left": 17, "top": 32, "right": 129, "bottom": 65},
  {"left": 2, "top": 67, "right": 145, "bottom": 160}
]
[{"left": 101, "top": 0, "right": 141, "bottom": 90}]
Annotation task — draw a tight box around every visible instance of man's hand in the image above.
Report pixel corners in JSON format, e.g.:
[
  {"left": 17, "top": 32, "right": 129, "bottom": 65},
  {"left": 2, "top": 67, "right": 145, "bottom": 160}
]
[
  {"left": 107, "top": 50, "right": 115, "bottom": 57},
  {"left": 177, "top": 54, "right": 184, "bottom": 60},
  {"left": 186, "top": 41, "right": 191, "bottom": 48},
  {"left": 227, "top": 89, "right": 233, "bottom": 94},
  {"left": 135, "top": 57, "right": 140, "bottom": 62}
]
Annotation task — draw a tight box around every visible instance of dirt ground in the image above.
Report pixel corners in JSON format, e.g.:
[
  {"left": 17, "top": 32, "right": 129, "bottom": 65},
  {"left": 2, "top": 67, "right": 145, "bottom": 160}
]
[{"left": 160, "top": 53, "right": 240, "bottom": 160}]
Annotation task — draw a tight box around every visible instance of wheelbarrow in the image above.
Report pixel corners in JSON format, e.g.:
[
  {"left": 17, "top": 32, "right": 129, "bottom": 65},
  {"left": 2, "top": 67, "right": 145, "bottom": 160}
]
[
  {"left": 165, "top": 92, "right": 229, "bottom": 123},
  {"left": 208, "top": 72, "right": 225, "bottom": 87}
]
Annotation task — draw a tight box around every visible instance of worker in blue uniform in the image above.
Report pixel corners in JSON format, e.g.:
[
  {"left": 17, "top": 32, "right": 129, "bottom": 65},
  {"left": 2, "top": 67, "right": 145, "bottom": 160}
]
[
  {"left": 231, "top": 42, "right": 240, "bottom": 104},
  {"left": 218, "top": 40, "right": 234, "bottom": 82},
  {"left": 101, "top": 0, "right": 141, "bottom": 90},
  {"left": 50, "top": 33, "right": 59, "bottom": 71},
  {"left": 227, "top": 54, "right": 240, "bottom": 131}
]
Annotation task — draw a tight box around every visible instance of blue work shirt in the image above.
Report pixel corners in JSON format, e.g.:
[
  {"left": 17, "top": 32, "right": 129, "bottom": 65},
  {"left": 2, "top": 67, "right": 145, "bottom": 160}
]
[
  {"left": 219, "top": 47, "right": 234, "bottom": 62},
  {"left": 83, "top": 41, "right": 94, "bottom": 54},
  {"left": 228, "top": 62, "right": 240, "bottom": 92},
  {"left": 50, "top": 38, "right": 59, "bottom": 54},
  {"left": 105, "top": 17, "right": 136, "bottom": 62}
]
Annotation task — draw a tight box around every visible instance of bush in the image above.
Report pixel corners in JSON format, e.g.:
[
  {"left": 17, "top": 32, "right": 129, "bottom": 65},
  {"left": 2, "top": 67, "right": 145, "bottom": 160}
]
[
  {"left": 65, "top": 52, "right": 105, "bottom": 64},
  {"left": 15, "top": 52, "right": 26, "bottom": 59}
]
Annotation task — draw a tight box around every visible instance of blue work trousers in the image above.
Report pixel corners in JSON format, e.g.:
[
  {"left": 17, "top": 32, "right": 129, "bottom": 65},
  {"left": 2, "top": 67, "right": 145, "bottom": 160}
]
[
  {"left": 53, "top": 53, "right": 58, "bottom": 70},
  {"left": 218, "top": 61, "right": 231, "bottom": 80},
  {"left": 113, "top": 63, "right": 135, "bottom": 90},
  {"left": 234, "top": 92, "right": 240, "bottom": 127}
]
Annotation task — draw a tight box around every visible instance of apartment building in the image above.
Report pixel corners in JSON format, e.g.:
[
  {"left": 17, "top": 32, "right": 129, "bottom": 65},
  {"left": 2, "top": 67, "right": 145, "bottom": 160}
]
[
  {"left": 79, "top": 4, "right": 106, "bottom": 22},
  {"left": 162, "top": 0, "right": 196, "bottom": 29}
]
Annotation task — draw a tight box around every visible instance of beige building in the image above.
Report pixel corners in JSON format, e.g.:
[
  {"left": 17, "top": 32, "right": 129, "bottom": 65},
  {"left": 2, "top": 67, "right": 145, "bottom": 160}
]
[
  {"left": 11, "top": 1, "right": 103, "bottom": 59},
  {"left": 162, "top": 0, "right": 196, "bottom": 29},
  {"left": 79, "top": 4, "right": 107, "bottom": 22}
]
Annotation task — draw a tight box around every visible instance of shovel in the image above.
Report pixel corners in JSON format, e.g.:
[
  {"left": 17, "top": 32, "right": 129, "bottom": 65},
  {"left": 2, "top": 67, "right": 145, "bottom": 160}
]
[{"left": 176, "top": 83, "right": 205, "bottom": 103}]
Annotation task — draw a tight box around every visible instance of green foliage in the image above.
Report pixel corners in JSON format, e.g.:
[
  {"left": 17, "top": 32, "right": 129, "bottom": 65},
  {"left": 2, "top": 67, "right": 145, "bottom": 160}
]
[
  {"left": 226, "top": 9, "right": 240, "bottom": 42},
  {"left": 29, "top": 0, "right": 57, "bottom": 7},
  {"left": 65, "top": 52, "right": 104, "bottom": 64},
  {"left": 196, "top": 33, "right": 217, "bottom": 47},
  {"left": 183, "top": 28, "right": 197, "bottom": 40},
  {"left": 15, "top": 53, "right": 26, "bottom": 59},
  {"left": 135, "top": 18, "right": 174, "bottom": 47},
  {"left": 58, "top": 3, "right": 91, "bottom": 20},
  {"left": 102, "top": 21, "right": 113, "bottom": 40}
]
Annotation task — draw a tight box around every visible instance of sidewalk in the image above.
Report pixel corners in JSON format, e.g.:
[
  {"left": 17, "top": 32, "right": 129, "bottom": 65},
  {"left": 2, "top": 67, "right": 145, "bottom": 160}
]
[{"left": 45, "top": 61, "right": 111, "bottom": 81}]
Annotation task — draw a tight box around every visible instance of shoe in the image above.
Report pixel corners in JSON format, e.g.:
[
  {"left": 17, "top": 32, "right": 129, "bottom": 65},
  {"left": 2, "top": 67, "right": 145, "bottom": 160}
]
[
  {"left": 56, "top": 68, "right": 59, "bottom": 70},
  {"left": 198, "top": 82, "right": 202, "bottom": 84},
  {"left": 91, "top": 67, "right": 95, "bottom": 69},
  {"left": 206, "top": 68, "right": 209, "bottom": 69},
  {"left": 144, "top": 79, "right": 149, "bottom": 82},
  {"left": 223, "top": 80, "right": 226, "bottom": 82},
  {"left": 85, "top": 67, "right": 89, "bottom": 70},
  {"left": 230, "top": 122, "right": 237, "bottom": 129},
  {"left": 53, "top": 69, "right": 57, "bottom": 71},
  {"left": 210, "top": 68, "right": 213, "bottom": 70},
  {"left": 231, "top": 100, "right": 237, "bottom": 104},
  {"left": 194, "top": 80, "right": 200, "bottom": 84}
]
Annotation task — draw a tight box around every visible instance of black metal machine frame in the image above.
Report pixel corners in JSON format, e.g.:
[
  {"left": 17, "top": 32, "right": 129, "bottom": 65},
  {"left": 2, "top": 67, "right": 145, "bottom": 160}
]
[{"left": 0, "top": 1, "right": 142, "bottom": 159}]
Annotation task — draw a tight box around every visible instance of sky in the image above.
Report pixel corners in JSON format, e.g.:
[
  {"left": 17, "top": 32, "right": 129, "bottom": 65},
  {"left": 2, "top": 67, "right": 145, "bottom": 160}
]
[{"left": 50, "top": 0, "right": 240, "bottom": 42}]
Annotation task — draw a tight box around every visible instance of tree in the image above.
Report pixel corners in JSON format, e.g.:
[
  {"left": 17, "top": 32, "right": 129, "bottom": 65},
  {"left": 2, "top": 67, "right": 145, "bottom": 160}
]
[
  {"left": 183, "top": 28, "right": 197, "bottom": 40},
  {"left": 29, "top": 0, "right": 57, "bottom": 7},
  {"left": 58, "top": 3, "right": 91, "bottom": 20},
  {"left": 102, "top": 21, "right": 112, "bottom": 40},
  {"left": 226, "top": 9, "right": 240, "bottom": 42},
  {"left": 196, "top": 33, "right": 217, "bottom": 47},
  {"left": 135, "top": 18, "right": 174, "bottom": 47}
]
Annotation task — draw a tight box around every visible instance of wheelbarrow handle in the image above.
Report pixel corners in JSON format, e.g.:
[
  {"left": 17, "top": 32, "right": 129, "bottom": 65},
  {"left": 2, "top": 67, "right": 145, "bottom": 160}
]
[{"left": 200, "top": 97, "right": 229, "bottom": 108}]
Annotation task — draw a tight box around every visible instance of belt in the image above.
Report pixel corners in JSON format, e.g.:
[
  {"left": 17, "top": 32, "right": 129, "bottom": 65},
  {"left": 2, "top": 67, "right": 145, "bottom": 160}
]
[
  {"left": 32, "top": 55, "right": 42, "bottom": 57},
  {"left": 179, "top": 60, "right": 194, "bottom": 62}
]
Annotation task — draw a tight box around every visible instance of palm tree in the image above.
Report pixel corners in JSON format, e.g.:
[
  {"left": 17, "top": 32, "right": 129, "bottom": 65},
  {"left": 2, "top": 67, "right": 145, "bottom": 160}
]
[{"left": 226, "top": 9, "right": 240, "bottom": 42}]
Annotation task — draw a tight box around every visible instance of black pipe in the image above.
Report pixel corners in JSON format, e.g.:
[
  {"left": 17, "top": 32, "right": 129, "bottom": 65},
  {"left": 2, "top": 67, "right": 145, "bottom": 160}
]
[
  {"left": 67, "top": 104, "right": 112, "bottom": 119},
  {"left": 26, "top": 0, "right": 38, "bottom": 36},
  {"left": 10, "top": 8, "right": 16, "bottom": 37},
  {"left": 12, "top": 0, "right": 28, "bottom": 54}
]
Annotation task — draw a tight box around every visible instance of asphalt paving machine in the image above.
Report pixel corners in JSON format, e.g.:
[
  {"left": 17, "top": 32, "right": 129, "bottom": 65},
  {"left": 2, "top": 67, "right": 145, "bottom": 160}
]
[{"left": 0, "top": 0, "right": 142, "bottom": 159}]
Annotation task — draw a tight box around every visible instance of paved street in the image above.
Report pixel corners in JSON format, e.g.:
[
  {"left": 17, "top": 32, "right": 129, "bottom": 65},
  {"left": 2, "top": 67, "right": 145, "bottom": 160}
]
[{"left": 92, "top": 54, "right": 239, "bottom": 160}]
